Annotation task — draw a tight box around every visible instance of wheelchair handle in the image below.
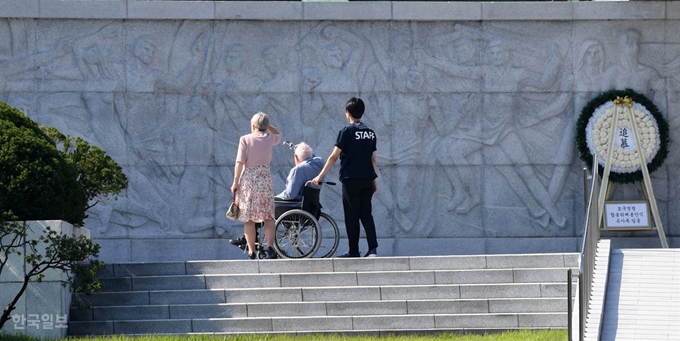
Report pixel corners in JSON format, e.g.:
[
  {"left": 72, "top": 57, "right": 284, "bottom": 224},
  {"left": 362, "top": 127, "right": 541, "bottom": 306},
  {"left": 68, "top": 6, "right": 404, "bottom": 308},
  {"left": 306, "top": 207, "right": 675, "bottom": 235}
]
[{"left": 305, "top": 180, "right": 336, "bottom": 187}]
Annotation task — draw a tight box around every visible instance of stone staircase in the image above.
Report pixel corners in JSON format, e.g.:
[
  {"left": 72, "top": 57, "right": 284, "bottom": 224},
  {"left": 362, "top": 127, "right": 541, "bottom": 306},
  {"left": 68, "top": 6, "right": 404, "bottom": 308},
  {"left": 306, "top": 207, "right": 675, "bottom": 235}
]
[{"left": 69, "top": 253, "right": 578, "bottom": 336}]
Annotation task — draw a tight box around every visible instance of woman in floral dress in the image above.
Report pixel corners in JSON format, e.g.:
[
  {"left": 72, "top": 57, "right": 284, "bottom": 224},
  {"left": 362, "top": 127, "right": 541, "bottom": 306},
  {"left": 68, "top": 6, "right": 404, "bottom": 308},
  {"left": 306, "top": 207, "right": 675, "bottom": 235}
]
[{"left": 231, "top": 112, "right": 282, "bottom": 259}]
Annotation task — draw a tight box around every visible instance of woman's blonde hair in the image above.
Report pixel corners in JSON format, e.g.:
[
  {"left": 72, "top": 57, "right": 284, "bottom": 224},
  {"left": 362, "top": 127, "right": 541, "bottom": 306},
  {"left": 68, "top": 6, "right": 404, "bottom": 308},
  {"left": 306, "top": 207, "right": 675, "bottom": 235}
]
[{"left": 251, "top": 112, "right": 269, "bottom": 132}]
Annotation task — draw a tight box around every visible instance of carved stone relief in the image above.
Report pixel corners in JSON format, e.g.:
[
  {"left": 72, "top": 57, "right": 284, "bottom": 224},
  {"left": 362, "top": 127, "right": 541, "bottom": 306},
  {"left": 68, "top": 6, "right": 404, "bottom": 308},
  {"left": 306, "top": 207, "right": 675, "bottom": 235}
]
[{"left": 2, "top": 18, "right": 679, "bottom": 250}]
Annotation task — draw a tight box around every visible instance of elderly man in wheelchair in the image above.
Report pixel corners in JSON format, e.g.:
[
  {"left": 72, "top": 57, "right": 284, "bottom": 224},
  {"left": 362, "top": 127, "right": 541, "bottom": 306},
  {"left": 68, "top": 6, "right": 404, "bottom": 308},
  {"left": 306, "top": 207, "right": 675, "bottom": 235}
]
[{"left": 229, "top": 141, "right": 337, "bottom": 258}]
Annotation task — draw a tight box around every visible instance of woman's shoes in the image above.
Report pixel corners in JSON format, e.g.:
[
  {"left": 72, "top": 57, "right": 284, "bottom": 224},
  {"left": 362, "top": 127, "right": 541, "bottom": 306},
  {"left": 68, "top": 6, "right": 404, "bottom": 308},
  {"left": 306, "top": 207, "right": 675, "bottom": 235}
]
[
  {"left": 247, "top": 248, "right": 278, "bottom": 260},
  {"left": 267, "top": 246, "right": 278, "bottom": 259}
]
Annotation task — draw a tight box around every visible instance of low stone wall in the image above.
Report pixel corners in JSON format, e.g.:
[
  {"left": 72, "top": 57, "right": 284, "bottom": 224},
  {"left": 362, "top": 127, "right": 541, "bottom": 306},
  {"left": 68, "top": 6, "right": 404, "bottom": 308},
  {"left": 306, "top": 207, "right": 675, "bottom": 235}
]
[{"left": 1, "top": 1, "right": 678, "bottom": 262}]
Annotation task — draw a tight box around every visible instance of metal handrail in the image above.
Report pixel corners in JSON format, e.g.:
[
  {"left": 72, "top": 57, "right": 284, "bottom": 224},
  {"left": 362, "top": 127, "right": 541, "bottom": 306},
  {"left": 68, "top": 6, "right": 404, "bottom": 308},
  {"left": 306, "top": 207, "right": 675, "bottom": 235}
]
[
  {"left": 571, "top": 161, "right": 601, "bottom": 341},
  {"left": 567, "top": 268, "right": 573, "bottom": 341}
]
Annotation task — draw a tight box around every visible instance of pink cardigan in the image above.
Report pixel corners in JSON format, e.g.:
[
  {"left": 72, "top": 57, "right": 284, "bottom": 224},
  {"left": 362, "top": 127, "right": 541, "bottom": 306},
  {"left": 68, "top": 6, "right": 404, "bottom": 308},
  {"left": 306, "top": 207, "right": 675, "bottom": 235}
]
[{"left": 235, "top": 131, "right": 282, "bottom": 167}]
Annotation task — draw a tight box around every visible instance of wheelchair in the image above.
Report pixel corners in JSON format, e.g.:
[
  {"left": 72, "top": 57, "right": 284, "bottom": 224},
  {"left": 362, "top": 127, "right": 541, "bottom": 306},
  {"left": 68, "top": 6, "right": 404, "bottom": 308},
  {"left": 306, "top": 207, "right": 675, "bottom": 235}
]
[
  {"left": 272, "top": 181, "right": 340, "bottom": 259},
  {"left": 231, "top": 141, "right": 340, "bottom": 259},
  {"left": 232, "top": 181, "right": 340, "bottom": 259}
]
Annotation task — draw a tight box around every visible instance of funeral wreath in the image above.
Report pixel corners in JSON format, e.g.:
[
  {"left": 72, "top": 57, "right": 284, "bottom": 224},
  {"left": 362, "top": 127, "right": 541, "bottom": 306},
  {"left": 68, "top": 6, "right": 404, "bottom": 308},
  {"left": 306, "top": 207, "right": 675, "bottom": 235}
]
[{"left": 576, "top": 89, "right": 669, "bottom": 184}]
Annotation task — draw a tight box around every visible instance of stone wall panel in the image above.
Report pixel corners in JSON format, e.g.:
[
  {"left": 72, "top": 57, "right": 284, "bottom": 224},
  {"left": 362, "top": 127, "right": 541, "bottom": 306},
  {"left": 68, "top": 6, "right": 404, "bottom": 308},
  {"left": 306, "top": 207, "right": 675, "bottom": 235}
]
[{"left": 1, "top": 4, "right": 678, "bottom": 260}]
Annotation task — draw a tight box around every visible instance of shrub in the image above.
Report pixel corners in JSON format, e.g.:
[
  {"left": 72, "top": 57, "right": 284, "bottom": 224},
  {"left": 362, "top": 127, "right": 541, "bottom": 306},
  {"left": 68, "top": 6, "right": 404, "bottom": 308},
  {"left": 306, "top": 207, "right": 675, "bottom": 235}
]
[
  {"left": 0, "top": 101, "right": 128, "bottom": 225},
  {"left": 42, "top": 126, "right": 128, "bottom": 210},
  {"left": 0, "top": 102, "right": 87, "bottom": 225}
]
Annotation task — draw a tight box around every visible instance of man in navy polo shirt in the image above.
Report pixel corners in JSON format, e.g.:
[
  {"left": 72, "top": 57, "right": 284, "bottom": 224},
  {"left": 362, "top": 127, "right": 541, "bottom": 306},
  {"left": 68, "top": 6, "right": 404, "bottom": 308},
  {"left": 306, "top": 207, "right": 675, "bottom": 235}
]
[{"left": 312, "top": 97, "right": 379, "bottom": 258}]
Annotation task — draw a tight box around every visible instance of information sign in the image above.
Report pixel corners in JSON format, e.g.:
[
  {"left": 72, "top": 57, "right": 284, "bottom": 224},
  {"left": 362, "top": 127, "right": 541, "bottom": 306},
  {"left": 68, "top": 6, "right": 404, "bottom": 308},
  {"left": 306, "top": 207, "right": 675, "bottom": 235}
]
[{"left": 603, "top": 201, "right": 651, "bottom": 230}]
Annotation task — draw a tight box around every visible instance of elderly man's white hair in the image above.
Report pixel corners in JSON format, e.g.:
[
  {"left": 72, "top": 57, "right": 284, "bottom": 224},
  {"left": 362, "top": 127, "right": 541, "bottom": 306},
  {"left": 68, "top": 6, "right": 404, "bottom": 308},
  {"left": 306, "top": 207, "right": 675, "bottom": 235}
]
[{"left": 294, "top": 142, "right": 313, "bottom": 161}]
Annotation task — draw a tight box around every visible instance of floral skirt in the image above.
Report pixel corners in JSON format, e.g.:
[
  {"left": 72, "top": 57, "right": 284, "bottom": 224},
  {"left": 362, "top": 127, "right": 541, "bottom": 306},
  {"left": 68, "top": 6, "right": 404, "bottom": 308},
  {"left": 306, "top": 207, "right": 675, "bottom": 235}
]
[{"left": 236, "top": 165, "right": 275, "bottom": 223}]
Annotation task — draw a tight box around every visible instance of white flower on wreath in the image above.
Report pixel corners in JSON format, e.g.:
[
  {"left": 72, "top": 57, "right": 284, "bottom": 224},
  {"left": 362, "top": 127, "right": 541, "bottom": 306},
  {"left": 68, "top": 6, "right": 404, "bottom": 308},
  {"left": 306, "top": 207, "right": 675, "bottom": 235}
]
[{"left": 585, "top": 101, "right": 661, "bottom": 174}]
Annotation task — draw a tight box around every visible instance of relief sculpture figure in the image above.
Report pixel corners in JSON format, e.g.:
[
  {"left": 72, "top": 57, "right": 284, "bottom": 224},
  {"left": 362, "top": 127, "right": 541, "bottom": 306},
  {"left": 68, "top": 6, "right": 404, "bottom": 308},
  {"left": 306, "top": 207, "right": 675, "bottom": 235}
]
[
  {"left": 424, "top": 28, "right": 483, "bottom": 93},
  {"left": 72, "top": 24, "right": 127, "bottom": 163},
  {"left": 1, "top": 41, "right": 71, "bottom": 89},
  {"left": 259, "top": 44, "right": 300, "bottom": 93},
  {"left": 254, "top": 44, "right": 301, "bottom": 142},
  {"left": 99, "top": 34, "right": 178, "bottom": 235},
  {"left": 168, "top": 95, "right": 215, "bottom": 235},
  {"left": 102, "top": 25, "right": 213, "bottom": 235},
  {"left": 70, "top": 25, "right": 143, "bottom": 235},
  {"left": 658, "top": 36, "right": 680, "bottom": 229},
  {"left": 391, "top": 64, "right": 439, "bottom": 236},
  {"left": 357, "top": 28, "right": 395, "bottom": 154},
  {"left": 128, "top": 35, "right": 161, "bottom": 92},
  {"left": 548, "top": 39, "right": 606, "bottom": 206},
  {"left": 298, "top": 24, "right": 368, "bottom": 93},
  {"left": 603, "top": 29, "right": 662, "bottom": 99},
  {"left": 0, "top": 20, "right": 70, "bottom": 91},
  {"left": 253, "top": 43, "right": 303, "bottom": 190},
  {"left": 601, "top": 29, "right": 664, "bottom": 202},
  {"left": 154, "top": 26, "right": 213, "bottom": 233},
  {"left": 606, "top": 29, "right": 673, "bottom": 218},
  {"left": 209, "top": 42, "right": 260, "bottom": 236},
  {"left": 420, "top": 29, "right": 484, "bottom": 215},
  {"left": 481, "top": 39, "right": 569, "bottom": 228},
  {"left": 212, "top": 43, "right": 256, "bottom": 118},
  {"left": 300, "top": 67, "right": 325, "bottom": 149},
  {"left": 575, "top": 39, "right": 606, "bottom": 95},
  {"left": 421, "top": 33, "right": 569, "bottom": 229}
]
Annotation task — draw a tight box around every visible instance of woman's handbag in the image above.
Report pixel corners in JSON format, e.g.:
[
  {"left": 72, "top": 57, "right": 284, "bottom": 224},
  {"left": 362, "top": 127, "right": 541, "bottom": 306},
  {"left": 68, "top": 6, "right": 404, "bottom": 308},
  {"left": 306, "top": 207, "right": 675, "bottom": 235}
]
[{"left": 226, "top": 197, "right": 240, "bottom": 221}]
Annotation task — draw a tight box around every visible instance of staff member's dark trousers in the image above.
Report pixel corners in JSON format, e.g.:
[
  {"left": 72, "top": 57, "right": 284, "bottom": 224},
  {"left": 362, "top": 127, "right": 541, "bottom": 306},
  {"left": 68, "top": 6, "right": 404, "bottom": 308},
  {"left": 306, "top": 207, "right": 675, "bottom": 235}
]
[{"left": 342, "top": 178, "right": 378, "bottom": 255}]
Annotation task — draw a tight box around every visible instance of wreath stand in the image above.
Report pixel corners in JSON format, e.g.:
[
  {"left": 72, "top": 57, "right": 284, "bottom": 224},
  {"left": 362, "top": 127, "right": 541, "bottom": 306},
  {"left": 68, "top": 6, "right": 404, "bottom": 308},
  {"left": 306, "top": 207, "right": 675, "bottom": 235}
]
[{"left": 595, "top": 97, "right": 668, "bottom": 248}]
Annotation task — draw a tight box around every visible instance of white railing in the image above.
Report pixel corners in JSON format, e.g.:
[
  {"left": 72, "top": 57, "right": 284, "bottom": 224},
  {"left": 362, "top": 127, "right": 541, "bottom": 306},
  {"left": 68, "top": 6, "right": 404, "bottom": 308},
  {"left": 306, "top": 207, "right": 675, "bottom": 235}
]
[{"left": 570, "top": 160, "right": 601, "bottom": 341}]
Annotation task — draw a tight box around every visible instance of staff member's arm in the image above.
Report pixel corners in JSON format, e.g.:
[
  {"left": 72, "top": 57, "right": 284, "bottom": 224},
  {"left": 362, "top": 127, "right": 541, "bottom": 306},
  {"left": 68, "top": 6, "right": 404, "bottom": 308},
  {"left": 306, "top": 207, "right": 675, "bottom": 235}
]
[
  {"left": 311, "top": 147, "right": 341, "bottom": 186},
  {"left": 372, "top": 150, "right": 378, "bottom": 193}
]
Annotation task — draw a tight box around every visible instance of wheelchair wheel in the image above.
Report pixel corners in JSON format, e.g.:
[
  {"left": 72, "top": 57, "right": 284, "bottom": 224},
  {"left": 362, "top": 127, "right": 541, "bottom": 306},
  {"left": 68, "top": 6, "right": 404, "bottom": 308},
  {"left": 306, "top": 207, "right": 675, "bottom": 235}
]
[
  {"left": 273, "top": 209, "right": 320, "bottom": 259},
  {"left": 315, "top": 212, "right": 340, "bottom": 258}
]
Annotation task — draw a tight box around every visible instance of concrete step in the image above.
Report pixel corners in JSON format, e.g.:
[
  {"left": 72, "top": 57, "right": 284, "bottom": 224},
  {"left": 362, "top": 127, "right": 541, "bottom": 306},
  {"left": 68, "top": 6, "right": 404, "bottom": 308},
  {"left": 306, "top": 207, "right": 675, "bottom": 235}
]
[
  {"left": 71, "top": 297, "right": 568, "bottom": 321},
  {"left": 98, "top": 254, "right": 578, "bottom": 277},
  {"left": 96, "top": 268, "right": 570, "bottom": 292},
  {"left": 76, "top": 283, "right": 572, "bottom": 307},
  {"left": 69, "top": 312, "right": 568, "bottom": 335}
]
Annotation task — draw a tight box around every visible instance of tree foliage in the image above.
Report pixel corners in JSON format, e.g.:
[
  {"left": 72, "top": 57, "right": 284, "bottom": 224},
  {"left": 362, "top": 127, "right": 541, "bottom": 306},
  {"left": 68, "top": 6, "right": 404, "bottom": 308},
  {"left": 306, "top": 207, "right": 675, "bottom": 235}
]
[
  {"left": 0, "top": 101, "right": 126, "bottom": 331},
  {"left": 0, "top": 101, "right": 128, "bottom": 225},
  {"left": 0, "top": 103, "right": 87, "bottom": 225},
  {"left": 41, "top": 126, "right": 128, "bottom": 210}
]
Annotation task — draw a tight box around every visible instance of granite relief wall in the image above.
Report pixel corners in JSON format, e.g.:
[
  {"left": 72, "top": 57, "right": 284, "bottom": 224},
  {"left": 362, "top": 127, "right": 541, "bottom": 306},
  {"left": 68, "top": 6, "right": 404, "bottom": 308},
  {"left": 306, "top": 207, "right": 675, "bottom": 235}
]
[{"left": 1, "top": 1, "right": 678, "bottom": 262}]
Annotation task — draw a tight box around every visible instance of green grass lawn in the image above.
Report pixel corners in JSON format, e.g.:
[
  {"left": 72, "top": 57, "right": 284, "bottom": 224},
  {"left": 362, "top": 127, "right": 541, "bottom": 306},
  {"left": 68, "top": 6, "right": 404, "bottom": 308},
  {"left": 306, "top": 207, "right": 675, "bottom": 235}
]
[{"left": 1, "top": 330, "right": 567, "bottom": 341}]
